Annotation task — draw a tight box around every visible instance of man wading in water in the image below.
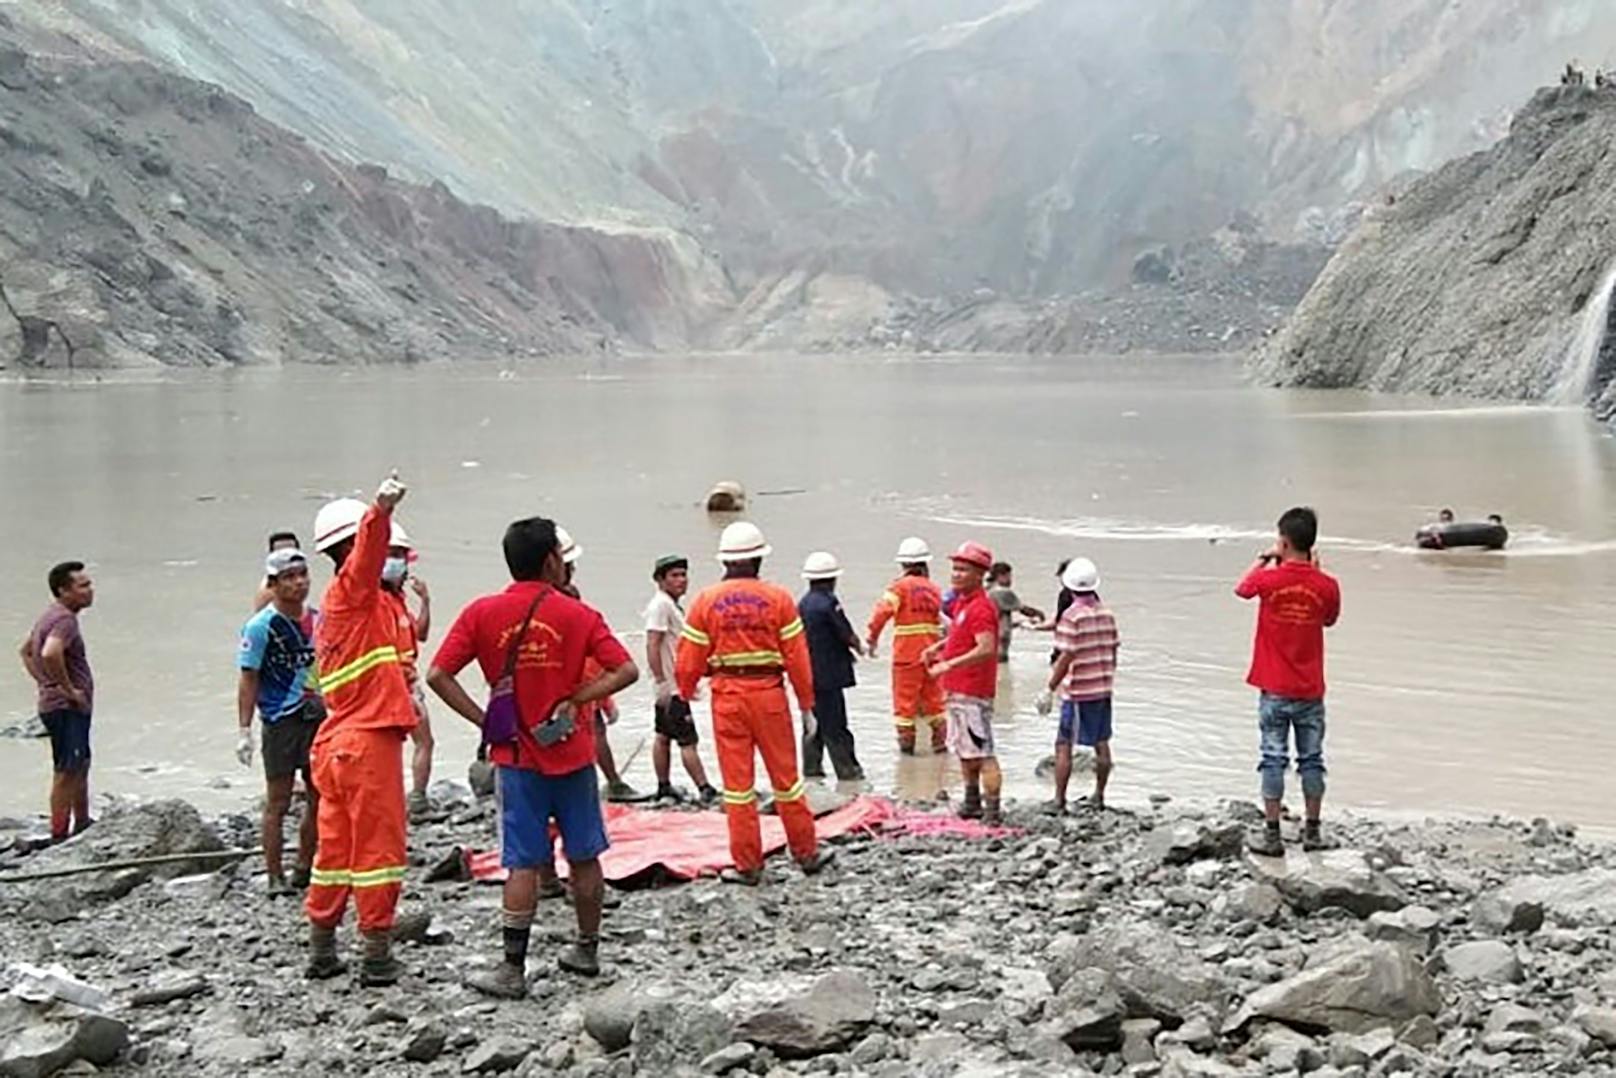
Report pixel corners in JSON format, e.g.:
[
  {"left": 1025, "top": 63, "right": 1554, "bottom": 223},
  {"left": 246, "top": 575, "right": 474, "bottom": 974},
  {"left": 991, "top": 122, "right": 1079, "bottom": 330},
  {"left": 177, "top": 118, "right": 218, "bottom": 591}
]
[{"left": 1237, "top": 506, "right": 1341, "bottom": 856}]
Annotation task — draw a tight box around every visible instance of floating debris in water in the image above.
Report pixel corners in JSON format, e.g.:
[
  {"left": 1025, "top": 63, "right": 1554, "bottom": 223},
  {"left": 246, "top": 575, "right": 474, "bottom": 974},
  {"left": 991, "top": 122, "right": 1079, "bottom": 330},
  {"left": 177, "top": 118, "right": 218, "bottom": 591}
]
[{"left": 461, "top": 461, "right": 481, "bottom": 469}]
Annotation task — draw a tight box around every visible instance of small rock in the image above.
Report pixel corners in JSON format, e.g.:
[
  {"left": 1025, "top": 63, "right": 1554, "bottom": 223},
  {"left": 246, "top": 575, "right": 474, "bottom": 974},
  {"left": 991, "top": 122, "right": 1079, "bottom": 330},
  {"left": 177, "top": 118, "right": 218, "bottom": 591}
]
[
  {"left": 402, "top": 1024, "right": 447, "bottom": 1064},
  {"left": 1397, "top": 1015, "right": 1439, "bottom": 1050},
  {"left": 910, "top": 1032, "right": 969, "bottom": 1064},
  {"left": 849, "top": 1033, "right": 891, "bottom": 1066},
  {"left": 1041, "top": 968, "right": 1126, "bottom": 1051},
  {"left": 1471, "top": 891, "right": 1545, "bottom": 935},
  {"left": 462, "top": 1036, "right": 530, "bottom": 1074},
  {"left": 631, "top": 1002, "right": 733, "bottom": 1072},
  {"left": 730, "top": 971, "right": 874, "bottom": 1058},
  {"left": 1367, "top": 905, "right": 1441, "bottom": 954},
  {"left": 1441, "top": 940, "right": 1523, "bottom": 984},
  {"left": 1573, "top": 1005, "right": 1616, "bottom": 1048},
  {"left": 700, "top": 1042, "right": 755, "bottom": 1074},
  {"left": 130, "top": 971, "right": 209, "bottom": 1008},
  {"left": 1249, "top": 849, "right": 1409, "bottom": 918},
  {"left": 1158, "top": 821, "right": 1245, "bottom": 865},
  {"left": 1229, "top": 941, "right": 1439, "bottom": 1035},
  {"left": 1120, "top": 1018, "right": 1160, "bottom": 1064},
  {"left": 1485, "top": 1003, "right": 1544, "bottom": 1036}
]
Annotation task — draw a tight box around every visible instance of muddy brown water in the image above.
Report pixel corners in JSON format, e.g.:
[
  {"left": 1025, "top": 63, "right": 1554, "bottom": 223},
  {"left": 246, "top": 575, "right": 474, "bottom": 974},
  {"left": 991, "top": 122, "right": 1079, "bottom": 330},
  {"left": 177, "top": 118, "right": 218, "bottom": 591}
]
[{"left": 2, "top": 356, "right": 1614, "bottom": 829}]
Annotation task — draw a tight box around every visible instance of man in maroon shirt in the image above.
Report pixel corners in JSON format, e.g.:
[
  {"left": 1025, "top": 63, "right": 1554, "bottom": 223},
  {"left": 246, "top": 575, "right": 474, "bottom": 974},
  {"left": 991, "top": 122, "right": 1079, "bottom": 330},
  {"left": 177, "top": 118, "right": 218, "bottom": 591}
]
[
  {"left": 1235, "top": 507, "right": 1341, "bottom": 855},
  {"left": 925, "top": 541, "right": 1003, "bottom": 824}
]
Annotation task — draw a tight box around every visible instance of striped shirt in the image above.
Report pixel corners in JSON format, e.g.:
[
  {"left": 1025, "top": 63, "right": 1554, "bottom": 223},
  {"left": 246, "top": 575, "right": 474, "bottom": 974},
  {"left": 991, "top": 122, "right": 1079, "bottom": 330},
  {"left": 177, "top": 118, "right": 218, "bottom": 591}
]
[{"left": 1053, "top": 595, "right": 1119, "bottom": 701}]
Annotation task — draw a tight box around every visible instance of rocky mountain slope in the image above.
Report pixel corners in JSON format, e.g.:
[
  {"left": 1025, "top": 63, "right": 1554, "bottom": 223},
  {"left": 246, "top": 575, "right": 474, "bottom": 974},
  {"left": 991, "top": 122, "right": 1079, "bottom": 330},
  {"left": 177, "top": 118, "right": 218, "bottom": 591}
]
[
  {"left": 1254, "top": 85, "right": 1616, "bottom": 422},
  {"left": 30, "top": 1, "right": 1616, "bottom": 299},
  {"left": 0, "top": 15, "right": 729, "bottom": 368}
]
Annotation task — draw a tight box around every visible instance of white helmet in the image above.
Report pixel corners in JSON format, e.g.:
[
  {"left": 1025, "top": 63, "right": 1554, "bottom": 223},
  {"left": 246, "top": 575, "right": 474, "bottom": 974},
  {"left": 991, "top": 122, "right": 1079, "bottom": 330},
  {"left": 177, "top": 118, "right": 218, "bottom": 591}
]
[
  {"left": 894, "top": 536, "right": 932, "bottom": 564},
  {"left": 717, "top": 521, "right": 772, "bottom": 563},
  {"left": 556, "top": 526, "right": 582, "bottom": 565},
  {"left": 801, "top": 551, "right": 843, "bottom": 580},
  {"left": 1062, "top": 557, "right": 1100, "bottom": 592},
  {"left": 313, "top": 498, "right": 368, "bottom": 553},
  {"left": 389, "top": 521, "right": 413, "bottom": 550}
]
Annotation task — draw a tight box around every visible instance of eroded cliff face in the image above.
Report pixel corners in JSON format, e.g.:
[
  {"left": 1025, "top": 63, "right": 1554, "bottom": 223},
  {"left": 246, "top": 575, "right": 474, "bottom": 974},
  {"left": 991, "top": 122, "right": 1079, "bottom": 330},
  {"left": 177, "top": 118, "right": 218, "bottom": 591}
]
[
  {"left": 0, "top": 16, "right": 730, "bottom": 367},
  {"left": 1253, "top": 86, "right": 1616, "bottom": 417},
  {"left": 30, "top": 0, "right": 1616, "bottom": 301}
]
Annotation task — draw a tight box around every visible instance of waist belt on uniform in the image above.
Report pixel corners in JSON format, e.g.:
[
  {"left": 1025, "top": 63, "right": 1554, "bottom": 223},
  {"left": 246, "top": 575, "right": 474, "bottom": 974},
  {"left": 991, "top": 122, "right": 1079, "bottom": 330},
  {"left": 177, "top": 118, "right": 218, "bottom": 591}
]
[{"left": 712, "top": 666, "right": 784, "bottom": 679}]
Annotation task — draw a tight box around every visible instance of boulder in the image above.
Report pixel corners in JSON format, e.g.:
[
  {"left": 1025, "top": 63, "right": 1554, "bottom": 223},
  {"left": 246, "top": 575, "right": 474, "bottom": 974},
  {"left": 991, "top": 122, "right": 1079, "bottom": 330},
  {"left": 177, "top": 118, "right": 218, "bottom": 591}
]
[
  {"left": 585, "top": 982, "right": 666, "bottom": 1053},
  {"left": 19, "top": 801, "right": 225, "bottom": 894},
  {"left": 699, "top": 1042, "right": 755, "bottom": 1074},
  {"left": 462, "top": 1036, "right": 530, "bottom": 1074},
  {"left": 1440, "top": 940, "right": 1523, "bottom": 984},
  {"left": 1573, "top": 1005, "right": 1616, "bottom": 1048},
  {"left": 1484, "top": 869, "right": 1616, "bottom": 927},
  {"left": 1367, "top": 905, "right": 1442, "bottom": 954},
  {"left": 729, "top": 971, "right": 874, "bottom": 1057},
  {"left": 631, "top": 1002, "right": 733, "bottom": 1072},
  {"left": 1226, "top": 882, "right": 1285, "bottom": 924},
  {"left": 0, "top": 997, "right": 128, "bottom": 1078},
  {"left": 1046, "top": 921, "right": 1228, "bottom": 1024},
  {"left": 1040, "top": 968, "right": 1126, "bottom": 1051},
  {"left": 402, "top": 1023, "right": 447, "bottom": 1064},
  {"left": 1248, "top": 849, "right": 1409, "bottom": 918},
  {"left": 1156, "top": 821, "right": 1245, "bottom": 865},
  {"left": 1485, "top": 1003, "right": 1545, "bottom": 1036},
  {"left": 704, "top": 481, "right": 747, "bottom": 512},
  {"left": 1228, "top": 941, "right": 1440, "bottom": 1035}
]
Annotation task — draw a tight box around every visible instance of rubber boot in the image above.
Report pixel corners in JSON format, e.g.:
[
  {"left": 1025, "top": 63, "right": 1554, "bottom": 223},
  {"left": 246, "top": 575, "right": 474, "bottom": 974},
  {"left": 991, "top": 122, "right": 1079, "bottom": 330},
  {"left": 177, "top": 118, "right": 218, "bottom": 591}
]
[
  {"left": 897, "top": 726, "right": 917, "bottom": 756},
  {"left": 983, "top": 797, "right": 1003, "bottom": 827},
  {"left": 359, "top": 931, "right": 403, "bottom": 987},
  {"left": 798, "top": 848, "right": 837, "bottom": 876},
  {"left": 304, "top": 923, "right": 346, "bottom": 980},
  {"left": 558, "top": 934, "right": 600, "bottom": 976},
  {"left": 929, "top": 720, "right": 948, "bottom": 753},
  {"left": 958, "top": 787, "right": 983, "bottom": 820}
]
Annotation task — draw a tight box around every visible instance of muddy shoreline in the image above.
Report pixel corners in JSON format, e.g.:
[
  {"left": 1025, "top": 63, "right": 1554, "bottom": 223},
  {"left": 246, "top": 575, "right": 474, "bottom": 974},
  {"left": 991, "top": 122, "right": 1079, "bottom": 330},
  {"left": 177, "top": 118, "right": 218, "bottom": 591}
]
[{"left": 2, "top": 784, "right": 1615, "bottom": 1077}]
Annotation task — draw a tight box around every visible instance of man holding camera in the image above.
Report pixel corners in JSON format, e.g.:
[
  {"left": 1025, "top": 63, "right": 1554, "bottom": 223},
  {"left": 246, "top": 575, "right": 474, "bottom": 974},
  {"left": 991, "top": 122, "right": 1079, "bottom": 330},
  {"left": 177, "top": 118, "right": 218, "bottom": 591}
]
[
  {"left": 427, "top": 517, "right": 637, "bottom": 998},
  {"left": 1236, "top": 506, "right": 1341, "bottom": 856}
]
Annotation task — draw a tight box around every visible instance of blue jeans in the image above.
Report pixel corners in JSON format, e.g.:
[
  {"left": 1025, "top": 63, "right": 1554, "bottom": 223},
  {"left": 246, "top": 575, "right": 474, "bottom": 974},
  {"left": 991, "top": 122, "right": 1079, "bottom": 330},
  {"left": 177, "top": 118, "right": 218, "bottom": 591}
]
[{"left": 1257, "top": 693, "right": 1326, "bottom": 802}]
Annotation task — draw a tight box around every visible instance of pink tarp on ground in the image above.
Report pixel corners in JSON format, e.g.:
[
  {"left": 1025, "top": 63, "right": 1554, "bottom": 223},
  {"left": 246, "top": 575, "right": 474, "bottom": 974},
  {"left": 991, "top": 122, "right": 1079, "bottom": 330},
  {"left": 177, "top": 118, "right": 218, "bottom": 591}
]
[{"left": 464, "top": 795, "right": 1017, "bottom": 885}]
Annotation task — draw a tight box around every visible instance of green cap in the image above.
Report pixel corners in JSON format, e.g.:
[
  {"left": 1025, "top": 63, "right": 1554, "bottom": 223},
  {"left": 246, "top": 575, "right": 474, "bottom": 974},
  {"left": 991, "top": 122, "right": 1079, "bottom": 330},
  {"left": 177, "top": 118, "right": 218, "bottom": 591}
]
[{"left": 653, "top": 554, "right": 688, "bottom": 578}]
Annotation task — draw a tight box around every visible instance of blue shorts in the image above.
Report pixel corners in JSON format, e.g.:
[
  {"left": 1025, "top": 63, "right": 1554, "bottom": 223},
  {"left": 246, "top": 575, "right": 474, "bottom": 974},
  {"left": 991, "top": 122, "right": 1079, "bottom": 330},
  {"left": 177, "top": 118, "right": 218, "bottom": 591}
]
[
  {"left": 41, "top": 710, "right": 92, "bottom": 773},
  {"left": 1057, "top": 697, "right": 1112, "bottom": 747},
  {"left": 496, "top": 764, "right": 609, "bottom": 869}
]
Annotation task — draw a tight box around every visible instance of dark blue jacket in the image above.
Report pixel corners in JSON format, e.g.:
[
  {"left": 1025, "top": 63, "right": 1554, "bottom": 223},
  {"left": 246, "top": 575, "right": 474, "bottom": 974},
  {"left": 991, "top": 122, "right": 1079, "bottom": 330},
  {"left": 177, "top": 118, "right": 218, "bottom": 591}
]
[{"left": 798, "top": 587, "right": 857, "bottom": 693}]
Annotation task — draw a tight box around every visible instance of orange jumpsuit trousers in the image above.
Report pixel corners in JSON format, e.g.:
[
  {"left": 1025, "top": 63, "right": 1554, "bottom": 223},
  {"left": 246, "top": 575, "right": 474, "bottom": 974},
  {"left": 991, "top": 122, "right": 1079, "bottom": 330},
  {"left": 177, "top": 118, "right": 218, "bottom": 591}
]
[
  {"left": 712, "top": 680, "right": 817, "bottom": 873},
  {"left": 305, "top": 726, "right": 407, "bottom": 933},
  {"left": 893, "top": 662, "right": 946, "bottom": 751}
]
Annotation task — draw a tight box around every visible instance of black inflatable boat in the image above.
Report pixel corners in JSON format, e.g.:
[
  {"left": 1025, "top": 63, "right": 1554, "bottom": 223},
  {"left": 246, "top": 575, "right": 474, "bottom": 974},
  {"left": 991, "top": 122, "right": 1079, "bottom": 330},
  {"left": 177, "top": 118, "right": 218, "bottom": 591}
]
[{"left": 1415, "top": 521, "right": 1509, "bottom": 551}]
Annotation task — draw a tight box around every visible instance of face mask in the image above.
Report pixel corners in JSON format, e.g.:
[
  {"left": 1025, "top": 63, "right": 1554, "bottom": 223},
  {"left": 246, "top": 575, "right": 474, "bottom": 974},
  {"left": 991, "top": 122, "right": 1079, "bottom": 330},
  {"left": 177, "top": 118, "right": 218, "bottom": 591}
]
[{"left": 381, "top": 557, "right": 408, "bottom": 586}]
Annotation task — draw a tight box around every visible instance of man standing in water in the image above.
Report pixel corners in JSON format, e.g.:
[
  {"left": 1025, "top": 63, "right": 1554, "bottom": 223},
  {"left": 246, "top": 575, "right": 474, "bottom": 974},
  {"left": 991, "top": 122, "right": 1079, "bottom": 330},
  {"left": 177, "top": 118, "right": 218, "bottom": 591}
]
[
  {"left": 1236, "top": 506, "right": 1341, "bottom": 856},
  {"left": 988, "top": 562, "right": 1045, "bottom": 664},
  {"left": 19, "top": 562, "right": 96, "bottom": 843},
  {"left": 866, "top": 537, "right": 945, "bottom": 755},
  {"left": 237, "top": 548, "right": 323, "bottom": 895},
  {"left": 676, "top": 522, "right": 830, "bottom": 884},
  {"left": 926, "top": 543, "right": 1003, "bottom": 824},
  {"left": 304, "top": 474, "right": 416, "bottom": 986},
  {"left": 428, "top": 517, "right": 637, "bottom": 996},
  {"left": 798, "top": 551, "right": 865, "bottom": 781},
  {"left": 643, "top": 555, "right": 718, "bottom": 803}
]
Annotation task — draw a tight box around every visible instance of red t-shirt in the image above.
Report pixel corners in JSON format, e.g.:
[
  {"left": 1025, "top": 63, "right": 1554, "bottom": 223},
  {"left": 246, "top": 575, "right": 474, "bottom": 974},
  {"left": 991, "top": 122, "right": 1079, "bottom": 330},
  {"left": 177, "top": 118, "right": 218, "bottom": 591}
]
[
  {"left": 431, "top": 581, "right": 631, "bottom": 775},
  {"left": 1235, "top": 560, "right": 1341, "bottom": 700},
  {"left": 941, "top": 587, "right": 998, "bottom": 699}
]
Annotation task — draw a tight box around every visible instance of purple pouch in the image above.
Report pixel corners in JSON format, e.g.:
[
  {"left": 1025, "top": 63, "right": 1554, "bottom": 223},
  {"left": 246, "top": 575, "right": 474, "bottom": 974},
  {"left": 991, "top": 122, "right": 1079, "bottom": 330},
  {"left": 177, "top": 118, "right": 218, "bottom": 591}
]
[{"left": 481, "top": 590, "right": 547, "bottom": 748}]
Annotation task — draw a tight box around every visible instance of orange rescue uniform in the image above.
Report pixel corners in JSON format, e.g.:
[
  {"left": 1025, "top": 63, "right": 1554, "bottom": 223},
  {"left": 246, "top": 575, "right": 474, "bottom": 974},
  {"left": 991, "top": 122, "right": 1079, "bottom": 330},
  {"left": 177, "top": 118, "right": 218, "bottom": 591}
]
[
  {"left": 868, "top": 574, "right": 945, "bottom": 750},
  {"left": 676, "top": 577, "right": 817, "bottom": 873},
  {"left": 306, "top": 506, "right": 418, "bottom": 934}
]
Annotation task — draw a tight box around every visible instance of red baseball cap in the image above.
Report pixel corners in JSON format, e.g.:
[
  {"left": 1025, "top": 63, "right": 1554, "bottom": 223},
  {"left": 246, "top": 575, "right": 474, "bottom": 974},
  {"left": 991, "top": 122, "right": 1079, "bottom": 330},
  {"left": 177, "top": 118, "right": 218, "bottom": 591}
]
[{"left": 950, "top": 541, "right": 994, "bottom": 570}]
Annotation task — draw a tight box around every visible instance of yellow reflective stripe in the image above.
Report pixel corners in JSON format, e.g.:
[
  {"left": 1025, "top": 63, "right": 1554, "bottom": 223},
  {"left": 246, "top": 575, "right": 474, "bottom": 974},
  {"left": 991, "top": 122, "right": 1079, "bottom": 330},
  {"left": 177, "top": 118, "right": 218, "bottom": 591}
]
[
  {"left": 778, "top": 618, "right": 804, "bottom": 641},
  {"left": 710, "top": 651, "right": 784, "bottom": 667},
  {"left": 309, "top": 867, "right": 351, "bottom": 886},
  {"left": 722, "top": 788, "right": 757, "bottom": 805},
  {"left": 894, "top": 716, "right": 917, "bottom": 728},
  {"left": 350, "top": 866, "right": 407, "bottom": 888},
  {"left": 774, "top": 780, "right": 806, "bottom": 802},
  {"left": 881, "top": 592, "right": 900, "bottom": 609},
  {"left": 318, "top": 645, "right": 401, "bottom": 693},
  {"left": 894, "top": 624, "right": 941, "bottom": 637},
  {"left": 680, "top": 625, "right": 711, "bottom": 646}
]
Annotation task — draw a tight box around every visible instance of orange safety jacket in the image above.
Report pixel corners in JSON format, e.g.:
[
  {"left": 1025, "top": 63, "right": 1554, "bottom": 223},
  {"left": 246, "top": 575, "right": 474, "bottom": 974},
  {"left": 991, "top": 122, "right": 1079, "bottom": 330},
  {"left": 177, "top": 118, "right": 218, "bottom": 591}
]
[
  {"left": 382, "top": 588, "right": 420, "bottom": 687},
  {"left": 868, "top": 574, "right": 944, "bottom": 664},
  {"left": 675, "top": 578, "right": 814, "bottom": 710},
  {"left": 314, "top": 505, "right": 418, "bottom": 744}
]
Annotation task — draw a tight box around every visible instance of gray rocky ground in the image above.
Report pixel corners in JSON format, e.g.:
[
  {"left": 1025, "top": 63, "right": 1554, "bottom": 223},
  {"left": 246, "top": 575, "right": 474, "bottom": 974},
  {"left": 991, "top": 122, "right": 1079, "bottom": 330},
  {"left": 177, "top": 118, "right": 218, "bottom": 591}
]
[{"left": 2, "top": 787, "right": 1615, "bottom": 1077}]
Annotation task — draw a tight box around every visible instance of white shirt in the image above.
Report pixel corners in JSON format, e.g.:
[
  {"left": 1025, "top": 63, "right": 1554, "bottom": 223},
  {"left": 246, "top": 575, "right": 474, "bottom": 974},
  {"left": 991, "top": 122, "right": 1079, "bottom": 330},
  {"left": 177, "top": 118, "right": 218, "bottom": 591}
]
[{"left": 643, "top": 589, "right": 684, "bottom": 690}]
